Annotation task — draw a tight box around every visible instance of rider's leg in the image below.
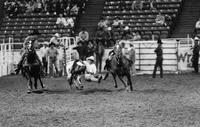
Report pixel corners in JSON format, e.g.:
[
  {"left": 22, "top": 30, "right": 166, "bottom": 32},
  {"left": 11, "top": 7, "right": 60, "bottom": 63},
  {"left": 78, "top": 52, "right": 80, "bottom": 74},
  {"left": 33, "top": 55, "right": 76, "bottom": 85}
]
[{"left": 15, "top": 53, "right": 26, "bottom": 74}]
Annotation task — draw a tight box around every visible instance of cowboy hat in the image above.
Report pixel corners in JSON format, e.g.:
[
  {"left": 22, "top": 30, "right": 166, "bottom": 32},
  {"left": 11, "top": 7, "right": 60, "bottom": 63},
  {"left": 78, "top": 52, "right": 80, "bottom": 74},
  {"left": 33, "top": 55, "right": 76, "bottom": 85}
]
[
  {"left": 29, "top": 29, "right": 41, "bottom": 35},
  {"left": 86, "top": 56, "right": 95, "bottom": 61},
  {"left": 107, "top": 27, "right": 112, "bottom": 31},
  {"left": 124, "top": 26, "right": 129, "bottom": 30},
  {"left": 43, "top": 41, "right": 49, "bottom": 45},
  {"left": 54, "top": 33, "right": 60, "bottom": 38},
  {"left": 194, "top": 36, "right": 199, "bottom": 41}
]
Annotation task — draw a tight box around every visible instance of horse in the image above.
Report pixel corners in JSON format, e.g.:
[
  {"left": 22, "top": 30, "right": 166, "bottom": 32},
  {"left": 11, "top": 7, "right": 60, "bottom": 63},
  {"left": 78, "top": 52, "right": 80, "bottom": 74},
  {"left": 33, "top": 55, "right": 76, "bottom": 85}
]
[
  {"left": 104, "top": 44, "right": 133, "bottom": 91},
  {"left": 66, "top": 60, "right": 86, "bottom": 90},
  {"left": 21, "top": 43, "right": 45, "bottom": 93}
]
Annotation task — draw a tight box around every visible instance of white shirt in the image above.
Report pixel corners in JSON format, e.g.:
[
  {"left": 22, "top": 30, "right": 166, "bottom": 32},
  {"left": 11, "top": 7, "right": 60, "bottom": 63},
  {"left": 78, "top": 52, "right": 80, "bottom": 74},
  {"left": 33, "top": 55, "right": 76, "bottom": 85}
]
[
  {"left": 56, "top": 17, "right": 67, "bottom": 26},
  {"left": 50, "top": 37, "right": 59, "bottom": 45},
  {"left": 196, "top": 21, "right": 200, "bottom": 28},
  {"left": 40, "top": 46, "right": 49, "bottom": 58},
  {"left": 66, "top": 18, "right": 74, "bottom": 27},
  {"left": 84, "top": 61, "right": 97, "bottom": 74}
]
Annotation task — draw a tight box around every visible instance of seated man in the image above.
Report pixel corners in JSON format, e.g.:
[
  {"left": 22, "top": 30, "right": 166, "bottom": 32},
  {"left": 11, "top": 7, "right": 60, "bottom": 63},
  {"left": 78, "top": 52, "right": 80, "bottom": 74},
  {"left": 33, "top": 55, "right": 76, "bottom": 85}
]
[
  {"left": 83, "top": 56, "right": 102, "bottom": 83},
  {"left": 132, "top": 0, "right": 144, "bottom": 10},
  {"left": 155, "top": 12, "right": 165, "bottom": 25},
  {"left": 56, "top": 13, "right": 67, "bottom": 28},
  {"left": 66, "top": 17, "right": 74, "bottom": 27}
]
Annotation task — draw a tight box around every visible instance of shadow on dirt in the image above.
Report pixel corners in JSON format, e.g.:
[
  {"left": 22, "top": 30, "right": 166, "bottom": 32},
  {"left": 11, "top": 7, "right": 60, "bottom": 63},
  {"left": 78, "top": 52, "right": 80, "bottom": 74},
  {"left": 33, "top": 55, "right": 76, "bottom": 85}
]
[
  {"left": 133, "top": 88, "right": 175, "bottom": 94},
  {"left": 80, "top": 88, "right": 113, "bottom": 95},
  {"left": 45, "top": 89, "right": 71, "bottom": 94}
]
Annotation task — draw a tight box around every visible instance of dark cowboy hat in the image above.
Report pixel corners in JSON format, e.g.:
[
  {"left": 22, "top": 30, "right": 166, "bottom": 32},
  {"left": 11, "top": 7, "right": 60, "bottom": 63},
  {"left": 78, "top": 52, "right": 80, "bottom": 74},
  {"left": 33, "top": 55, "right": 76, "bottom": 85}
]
[
  {"left": 29, "top": 29, "right": 41, "bottom": 35},
  {"left": 49, "top": 42, "right": 56, "bottom": 47},
  {"left": 157, "top": 38, "right": 163, "bottom": 44}
]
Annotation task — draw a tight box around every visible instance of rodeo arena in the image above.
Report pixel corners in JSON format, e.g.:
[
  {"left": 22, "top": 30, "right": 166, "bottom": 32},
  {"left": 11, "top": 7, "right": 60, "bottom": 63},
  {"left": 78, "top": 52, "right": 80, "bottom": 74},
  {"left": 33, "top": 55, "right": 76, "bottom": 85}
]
[{"left": 2, "top": 0, "right": 200, "bottom": 126}]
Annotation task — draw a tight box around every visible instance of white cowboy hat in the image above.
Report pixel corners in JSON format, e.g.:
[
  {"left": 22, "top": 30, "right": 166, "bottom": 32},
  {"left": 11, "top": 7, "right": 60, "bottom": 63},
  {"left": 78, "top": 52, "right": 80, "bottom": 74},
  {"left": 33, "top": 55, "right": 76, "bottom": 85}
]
[
  {"left": 87, "top": 56, "right": 95, "bottom": 61},
  {"left": 43, "top": 41, "right": 49, "bottom": 45},
  {"left": 54, "top": 33, "right": 60, "bottom": 37},
  {"left": 107, "top": 27, "right": 112, "bottom": 31},
  {"left": 194, "top": 36, "right": 199, "bottom": 41},
  {"left": 124, "top": 26, "right": 129, "bottom": 30}
]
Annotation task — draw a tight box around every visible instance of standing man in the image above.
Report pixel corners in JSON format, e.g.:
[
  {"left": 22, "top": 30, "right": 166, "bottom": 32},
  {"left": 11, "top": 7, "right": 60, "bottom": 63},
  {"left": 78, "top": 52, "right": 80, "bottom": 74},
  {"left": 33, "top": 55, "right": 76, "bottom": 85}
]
[
  {"left": 46, "top": 42, "right": 59, "bottom": 77},
  {"left": 40, "top": 41, "right": 49, "bottom": 75},
  {"left": 50, "top": 33, "right": 60, "bottom": 46},
  {"left": 152, "top": 38, "right": 163, "bottom": 78},
  {"left": 192, "top": 37, "right": 200, "bottom": 73}
]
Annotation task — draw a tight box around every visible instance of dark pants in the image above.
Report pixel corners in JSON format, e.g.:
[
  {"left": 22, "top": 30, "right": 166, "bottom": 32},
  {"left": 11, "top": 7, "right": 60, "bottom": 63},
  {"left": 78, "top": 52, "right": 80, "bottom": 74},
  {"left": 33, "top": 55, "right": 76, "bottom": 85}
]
[
  {"left": 152, "top": 59, "right": 163, "bottom": 78},
  {"left": 96, "top": 53, "right": 103, "bottom": 73},
  {"left": 192, "top": 57, "right": 199, "bottom": 73},
  {"left": 42, "top": 57, "right": 48, "bottom": 75}
]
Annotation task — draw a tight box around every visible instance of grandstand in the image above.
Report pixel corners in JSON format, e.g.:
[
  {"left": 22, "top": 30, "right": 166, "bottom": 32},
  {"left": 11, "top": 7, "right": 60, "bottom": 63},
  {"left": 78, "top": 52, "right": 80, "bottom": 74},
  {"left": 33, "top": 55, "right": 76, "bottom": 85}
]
[{"left": 1, "top": 0, "right": 200, "bottom": 44}]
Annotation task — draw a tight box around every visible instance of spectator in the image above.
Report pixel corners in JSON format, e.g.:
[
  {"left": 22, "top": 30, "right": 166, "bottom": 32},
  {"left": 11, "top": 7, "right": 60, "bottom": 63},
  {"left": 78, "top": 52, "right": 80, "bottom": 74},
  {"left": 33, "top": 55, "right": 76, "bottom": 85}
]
[
  {"left": 155, "top": 12, "right": 165, "bottom": 25},
  {"left": 165, "top": 14, "right": 172, "bottom": 26},
  {"left": 133, "top": 31, "right": 142, "bottom": 41},
  {"left": 149, "top": 0, "right": 156, "bottom": 10},
  {"left": 112, "top": 16, "right": 123, "bottom": 28},
  {"left": 56, "top": 13, "right": 67, "bottom": 28},
  {"left": 25, "top": 1, "right": 34, "bottom": 13},
  {"left": 34, "top": 0, "right": 43, "bottom": 13},
  {"left": 121, "top": 26, "right": 134, "bottom": 40},
  {"left": 119, "top": 0, "right": 126, "bottom": 11},
  {"left": 46, "top": 42, "right": 59, "bottom": 77},
  {"left": 50, "top": 33, "right": 60, "bottom": 46},
  {"left": 66, "top": 17, "right": 74, "bottom": 27},
  {"left": 71, "top": 4, "right": 79, "bottom": 15},
  {"left": 98, "top": 17, "right": 107, "bottom": 30},
  {"left": 78, "top": 27, "right": 89, "bottom": 45},
  {"left": 132, "top": 0, "right": 144, "bottom": 10},
  {"left": 84, "top": 56, "right": 102, "bottom": 83}
]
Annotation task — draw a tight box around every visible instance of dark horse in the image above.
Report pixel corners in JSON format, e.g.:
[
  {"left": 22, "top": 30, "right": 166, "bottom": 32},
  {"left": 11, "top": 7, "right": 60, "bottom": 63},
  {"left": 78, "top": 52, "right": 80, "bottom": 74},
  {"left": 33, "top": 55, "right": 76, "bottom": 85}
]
[
  {"left": 21, "top": 44, "right": 45, "bottom": 93},
  {"left": 104, "top": 44, "right": 133, "bottom": 91}
]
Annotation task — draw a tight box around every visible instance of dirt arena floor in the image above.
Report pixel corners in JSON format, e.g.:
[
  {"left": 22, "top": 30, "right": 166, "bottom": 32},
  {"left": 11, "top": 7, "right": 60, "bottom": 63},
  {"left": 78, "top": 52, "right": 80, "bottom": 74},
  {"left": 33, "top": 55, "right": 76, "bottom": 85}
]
[{"left": 1, "top": 74, "right": 200, "bottom": 127}]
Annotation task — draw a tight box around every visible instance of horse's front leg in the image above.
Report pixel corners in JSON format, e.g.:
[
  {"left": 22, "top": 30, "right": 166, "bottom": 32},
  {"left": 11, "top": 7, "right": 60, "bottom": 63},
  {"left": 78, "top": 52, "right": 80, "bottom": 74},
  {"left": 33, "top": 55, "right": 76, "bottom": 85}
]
[
  {"left": 38, "top": 76, "right": 45, "bottom": 89},
  {"left": 118, "top": 76, "right": 127, "bottom": 89},
  {"left": 127, "top": 73, "right": 133, "bottom": 91},
  {"left": 34, "top": 77, "right": 38, "bottom": 90},
  {"left": 111, "top": 73, "right": 118, "bottom": 88},
  {"left": 27, "top": 78, "right": 33, "bottom": 94}
]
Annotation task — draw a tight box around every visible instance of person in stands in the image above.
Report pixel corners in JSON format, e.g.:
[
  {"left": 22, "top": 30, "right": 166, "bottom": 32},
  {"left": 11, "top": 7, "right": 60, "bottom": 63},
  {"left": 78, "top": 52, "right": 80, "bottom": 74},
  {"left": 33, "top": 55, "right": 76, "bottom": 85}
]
[
  {"left": 83, "top": 56, "right": 102, "bottom": 83},
  {"left": 78, "top": 27, "right": 89, "bottom": 45},
  {"left": 155, "top": 12, "right": 165, "bottom": 25},
  {"left": 132, "top": 0, "right": 144, "bottom": 10},
  {"left": 66, "top": 17, "right": 74, "bottom": 27},
  {"left": 56, "top": 13, "right": 67, "bottom": 28},
  {"left": 121, "top": 26, "right": 134, "bottom": 40}
]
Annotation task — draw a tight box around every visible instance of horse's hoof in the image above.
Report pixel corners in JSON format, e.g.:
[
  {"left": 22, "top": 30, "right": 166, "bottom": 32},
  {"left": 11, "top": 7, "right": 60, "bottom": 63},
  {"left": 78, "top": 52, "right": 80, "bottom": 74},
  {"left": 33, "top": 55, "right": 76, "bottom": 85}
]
[
  {"left": 114, "top": 85, "right": 118, "bottom": 88},
  {"left": 27, "top": 90, "right": 32, "bottom": 94}
]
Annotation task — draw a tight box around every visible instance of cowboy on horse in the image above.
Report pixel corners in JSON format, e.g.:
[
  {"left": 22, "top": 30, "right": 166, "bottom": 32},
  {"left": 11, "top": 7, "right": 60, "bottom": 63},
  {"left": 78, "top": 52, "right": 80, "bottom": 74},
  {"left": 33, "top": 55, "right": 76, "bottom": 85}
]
[{"left": 15, "top": 29, "right": 42, "bottom": 74}]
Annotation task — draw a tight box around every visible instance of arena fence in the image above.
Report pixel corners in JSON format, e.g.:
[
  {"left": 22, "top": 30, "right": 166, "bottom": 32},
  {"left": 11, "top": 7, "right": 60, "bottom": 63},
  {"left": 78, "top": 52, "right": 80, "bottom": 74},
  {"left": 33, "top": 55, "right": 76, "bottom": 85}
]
[{"left": 0, "top": 36, "right": 195, "bottom": 77}]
